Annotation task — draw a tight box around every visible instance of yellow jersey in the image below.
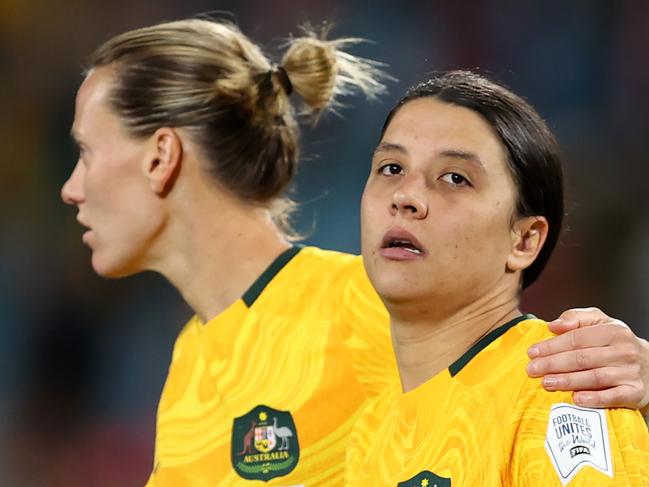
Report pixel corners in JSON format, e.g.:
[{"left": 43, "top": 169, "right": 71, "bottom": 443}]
[
  {"left": 145, "top": 246, "right": 396, "bottom": 486},
  {"left": 346, "top": 316, "right": 649, "bottom": 486}
]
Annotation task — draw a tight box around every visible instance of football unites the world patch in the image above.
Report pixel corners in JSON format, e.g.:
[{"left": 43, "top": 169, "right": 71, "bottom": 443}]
[
  {"left": 544, "top": 403, "right": 613, "bottom": 485},
  {"left": 231, "top": 405, "right": 300, "bottom": 481},
  {"left": 397, "top": 470, "right": 451, "bottom": 487}
]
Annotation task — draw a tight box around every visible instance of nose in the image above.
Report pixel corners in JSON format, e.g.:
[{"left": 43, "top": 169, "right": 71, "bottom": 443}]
[
  {"left": 391, "top": 177, "right": 428, "bottom": 219},
  {"left": 61, "top": 161, "right": 86, "bottom": 205}
]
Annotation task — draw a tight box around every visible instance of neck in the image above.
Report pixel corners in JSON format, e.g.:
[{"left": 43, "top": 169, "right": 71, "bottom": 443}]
[
  {"left": 389, "top": 291, "right": 521, "bottom": 393},
  {"left": 147, "top": 179, "right": 291, "bottom": 322}
]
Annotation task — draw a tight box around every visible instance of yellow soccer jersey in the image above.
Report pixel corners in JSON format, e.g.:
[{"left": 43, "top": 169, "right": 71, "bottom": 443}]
[
  {"left": 346, "top": 316, "right": 649, "bottom": 486},
  {"left": 145, "top": 246, "right": 397, "bottom": 486}
]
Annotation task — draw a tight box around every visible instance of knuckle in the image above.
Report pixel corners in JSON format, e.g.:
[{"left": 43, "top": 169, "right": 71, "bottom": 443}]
[
  {"left": 609, "top": 390, "right": 624, "bottom": 405},
  {"left": 575, "top": 350, "right": 590, "bottom": 369},
  {"left": 618, "top": 386, "right": 642, "bottom": 407},
  {"left": 630, "top": 363, "right": 642, "bottom": 381},
  {"left": 619, "top": 343, "right": 640, "bottom": 363},
  {"left": 589, "top": 393, "right": 606, "bottom": 408},
  {"left": 592, "top": 368, "right": 609, "bottom": 388},
  {"left": 615, "top": 326, "right": 635, "bottom": 342},
  {"left": 569, "top": 330, "right": 582, "bottom": 349},
  {"left": 604, "top": 387, "right": 627, "bottom": 406},
  {"left": 611, "top": 318, "right": 630, "bottom": 329}
]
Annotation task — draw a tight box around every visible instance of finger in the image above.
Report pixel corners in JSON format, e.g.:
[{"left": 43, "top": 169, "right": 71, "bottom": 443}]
[
  {"left": 555, "top": 307, "right": 608, "bottom": 327},
  {"left": 540, "top": 367, "right": 634, "bottom": 392},
  {"left": 572, "top": 386, "right": 644, "bottom": 409},
  {"left": 551, "top": 307, "right": 629, "bottom": 331},
  {"left": 528, "top": 324, "right": 634, "bottom": 359},
  {"left": 526, "top": 345, "right": 629, "bottom": 377},
  {"left": 546, "top": 318, "right": 581, "bottom": 335}
]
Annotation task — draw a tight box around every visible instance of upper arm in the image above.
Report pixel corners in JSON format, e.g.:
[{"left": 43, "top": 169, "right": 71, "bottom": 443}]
[{"left": 510, "top": 397, "right": 649, "bottom": 486}]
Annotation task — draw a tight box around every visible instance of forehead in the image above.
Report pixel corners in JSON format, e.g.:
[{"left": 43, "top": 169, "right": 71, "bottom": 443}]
[
  {"left": 381, "top": 97, "right": 507, "bottom": 165},
  {"left": 71, "top": 68, "right": 118, "bottom": 138}
]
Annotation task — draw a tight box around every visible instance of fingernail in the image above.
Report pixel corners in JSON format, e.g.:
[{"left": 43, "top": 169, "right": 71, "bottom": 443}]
[
  {"left": 542, "top": 377, "right": 558, "bottom": 389},
  {"left": 527, "top": 361, "right": 538, "bottom": 375},
  {"left": 528, "top": 345, "right": 539, "bottom": 358}
]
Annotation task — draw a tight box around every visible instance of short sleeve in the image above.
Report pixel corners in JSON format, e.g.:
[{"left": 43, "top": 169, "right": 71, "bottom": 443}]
[{"left": 508, "top": 389, "right": 649, "bottom": 486}]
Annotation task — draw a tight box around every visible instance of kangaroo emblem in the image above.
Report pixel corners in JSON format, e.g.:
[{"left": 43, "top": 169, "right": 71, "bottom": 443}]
[
  {"left": 238, "top": 420, "right": 256, "bottom": 455},
  {"left": 231, "top": 405, "right": 300, "bottom": 481}
]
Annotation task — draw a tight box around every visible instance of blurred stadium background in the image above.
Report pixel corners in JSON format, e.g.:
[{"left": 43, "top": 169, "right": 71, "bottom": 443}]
[{"left": 1, "top": 0, "right": 648, "bottom": 485}]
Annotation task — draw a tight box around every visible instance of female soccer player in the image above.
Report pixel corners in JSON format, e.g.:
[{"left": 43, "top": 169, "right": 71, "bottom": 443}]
[
  {"left": 346, "top": 70, "right": 649, "bottom": 485},
  {"left": 61, "top": 19, "right": 649, "bottom": 485}
]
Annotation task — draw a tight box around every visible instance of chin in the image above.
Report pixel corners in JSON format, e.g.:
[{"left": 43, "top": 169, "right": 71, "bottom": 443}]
[
  {"left": 91, "top": 252, "right": 141, "bottom": 279},
  {"left": 369, "top": 272, "right": 424, "bottom": 305}
]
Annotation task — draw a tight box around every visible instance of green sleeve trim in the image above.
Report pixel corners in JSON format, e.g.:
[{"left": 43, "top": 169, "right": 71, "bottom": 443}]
[
  {"left": 242, "top": 246, "right": 303, "bottom": 307},
  {"left": 448, "top": 313, "right": 537, "bottom": 377}
]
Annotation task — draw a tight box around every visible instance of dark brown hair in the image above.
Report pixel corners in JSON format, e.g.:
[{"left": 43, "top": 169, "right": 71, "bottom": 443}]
[{"left": 383, "top": 71, "right": 564, "bottom": 288}]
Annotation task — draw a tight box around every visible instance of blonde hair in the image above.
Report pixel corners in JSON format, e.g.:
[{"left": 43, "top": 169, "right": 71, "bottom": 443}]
[{"left": 87, "top": 19, "right": 389, "bottom": 235}]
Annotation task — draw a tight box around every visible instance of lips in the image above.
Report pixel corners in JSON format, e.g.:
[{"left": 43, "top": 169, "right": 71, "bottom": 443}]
[
  {"left": 379, "top": 228, "right": 425, "bottom": 260},
  {"left": 77, "top": 214, "right": 93, "bottom": 245},
  {"left": 76, "top": 213, "right": 90, "bottom": 229}
]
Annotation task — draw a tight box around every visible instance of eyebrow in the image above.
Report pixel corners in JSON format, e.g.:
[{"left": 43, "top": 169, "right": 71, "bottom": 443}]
[
  {"left": 439, "top": 149, "right": 486, "bottom": 172},
  {"left": 373, "top": 142, "right": 408, "bottom": 156},
  {"left": 374, "top": 143, "right": 487, "bottom": 172},
  {"left": 69, "top": 130, "right": 82, "bottom": 149}
]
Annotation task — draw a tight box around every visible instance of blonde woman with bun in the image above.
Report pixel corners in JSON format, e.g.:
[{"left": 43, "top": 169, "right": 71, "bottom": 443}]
[{"left": 61, "top": 18, "right": 649, "bottom": 486}]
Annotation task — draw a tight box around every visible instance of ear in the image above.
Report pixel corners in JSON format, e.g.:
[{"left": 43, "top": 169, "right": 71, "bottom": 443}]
[
  {"left": 506, "top": 216, "right": 549, "bottom": 273},
  {"left": 143, "top": 127, "right": 182, "bottom": 195}
]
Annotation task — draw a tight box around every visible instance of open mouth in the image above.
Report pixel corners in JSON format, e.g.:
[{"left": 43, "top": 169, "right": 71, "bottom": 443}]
[
  {"left": 381, "top": 229, "right": 425, "bottom": 257},
  {"left": 384, "top": 238, "right": 423, "bottom": 255}
]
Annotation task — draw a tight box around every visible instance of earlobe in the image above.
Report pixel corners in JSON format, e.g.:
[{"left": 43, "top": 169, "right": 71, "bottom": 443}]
[
  {"left": 506, "top": 216, "right": 549, "bottom": 273},
  {"left": 145, "top": 127, "right": 182, "bottom": 195}
]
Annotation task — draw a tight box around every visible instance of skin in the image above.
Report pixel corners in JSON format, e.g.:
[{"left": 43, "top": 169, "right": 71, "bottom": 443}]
[
  {"left": 62, "top": 68, "right": 649, "bottom": 411},
  {"left": 61, "top": 67, "right": 290, "bottom": 321},
  {"left": 361, "top": 97, "right": 649, "bottom": 412},
  {"left": 529, "top": 309, "right": 649, "bottom": 415},
  {"left": 361, "top": 97, "right": 548, "bottom": 391}
]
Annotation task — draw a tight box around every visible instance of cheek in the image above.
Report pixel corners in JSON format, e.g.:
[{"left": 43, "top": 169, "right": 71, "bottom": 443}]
[
  {"left": 440, "top": 206, "right": 512, "bottom": 262},
  {"left": 360, "top": 190, "right": 383, "bottom": 255}
]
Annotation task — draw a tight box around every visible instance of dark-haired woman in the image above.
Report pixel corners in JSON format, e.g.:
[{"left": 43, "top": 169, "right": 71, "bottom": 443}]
[
  {"left": 347, "top": 71, "right": 649, "bottom": 486},
  {"left": 62, "top": 20, "right": 649, "bottom": 486}
]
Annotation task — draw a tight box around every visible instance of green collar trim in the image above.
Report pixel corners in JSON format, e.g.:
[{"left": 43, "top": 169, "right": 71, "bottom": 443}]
[
  {"left": 241, "top": 246, "right": 302, "bottom": 307},
  {"left": 448, "top": 313, "right": 536, "bottom": 377}
]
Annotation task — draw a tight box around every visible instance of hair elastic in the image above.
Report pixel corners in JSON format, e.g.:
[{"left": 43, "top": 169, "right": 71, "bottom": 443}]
[{"left": 273, "top": 66, "right": 293, "bottom": 96}]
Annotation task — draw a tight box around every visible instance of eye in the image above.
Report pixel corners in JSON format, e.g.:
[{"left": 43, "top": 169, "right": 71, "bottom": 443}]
[
  {"left": 440, "top": 172, "right": 470, "bottom": 187},
  {"left": 78, "top": 148, "right": 88, "bottom": 165},
  {"left": 379, "top": 163, "right": 404, "bottom": 176}
]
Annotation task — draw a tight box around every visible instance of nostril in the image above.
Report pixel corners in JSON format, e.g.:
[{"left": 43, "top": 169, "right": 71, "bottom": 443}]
[{"left": 61, "top": 181, "right": 83, "bottom": 205}]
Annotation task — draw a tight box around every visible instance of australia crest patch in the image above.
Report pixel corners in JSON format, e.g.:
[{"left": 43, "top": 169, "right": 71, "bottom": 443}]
[
  {"left": 545, "top": 402, "right": 613, "bottom": 485},
  {"left": 231, "top": 404, "right": 300, "bottom": 481},
  {"left": 397, "top": 470, "right": 451, "bottom": 487}
]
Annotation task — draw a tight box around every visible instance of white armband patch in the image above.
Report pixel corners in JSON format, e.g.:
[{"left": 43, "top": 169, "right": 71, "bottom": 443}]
[{"left": 544, "top": 403, "right": 613, "bottom": 485}]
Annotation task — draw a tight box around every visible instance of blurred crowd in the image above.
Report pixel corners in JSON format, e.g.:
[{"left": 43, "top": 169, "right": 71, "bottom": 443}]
[{"left": 1, "top": 1, "right": 648, "bottom": 485}]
